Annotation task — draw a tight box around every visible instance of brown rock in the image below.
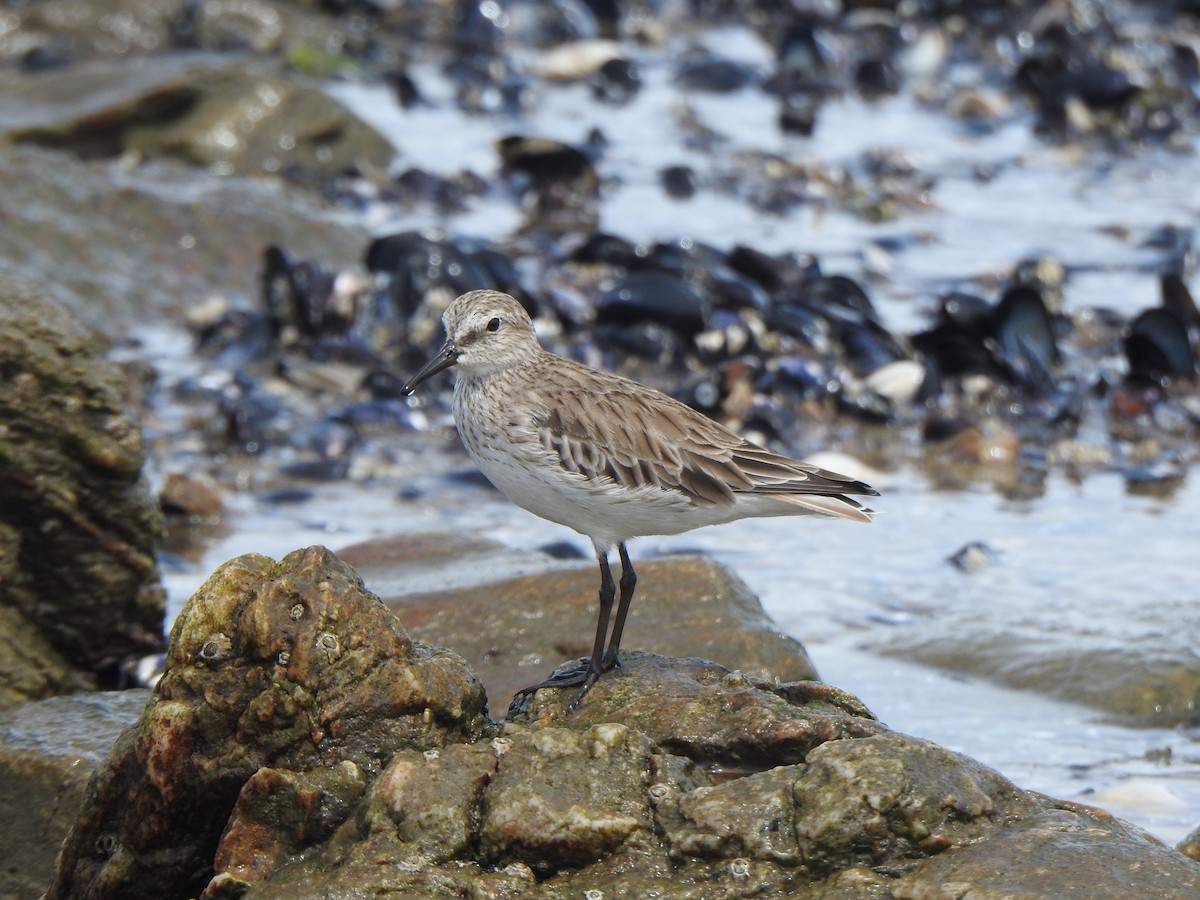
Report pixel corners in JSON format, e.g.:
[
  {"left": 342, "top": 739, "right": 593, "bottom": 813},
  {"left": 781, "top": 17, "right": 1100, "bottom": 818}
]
[
  {"left": 1180, "top": 821, "right": 1200, "bottom": 862},
  {"left": 354, "top": 742, "right": 499, "bottom": 865},
  {"left": 792, "top": 732, "right": 1036, "bottom": 874},
  {"left": 160, "top": 472, "right": 225, "bottom": 520},
  {"left": 0, "top": 144, "right": 369, "bottom": 334},
  {"left": 479, "top": 724, "right": 661, "bottom": 872},
  {"left": 41, "top": 546, "right": 1200, "bottom": 900},
  {"left": 46, "top": 546, "right": 488, "bottom": 900},
  {"left": 210, "top": 762, "right": 368, "bottom": 890},
  {"left": 0, "top": 55, "right": 395, "bottom": 180}
]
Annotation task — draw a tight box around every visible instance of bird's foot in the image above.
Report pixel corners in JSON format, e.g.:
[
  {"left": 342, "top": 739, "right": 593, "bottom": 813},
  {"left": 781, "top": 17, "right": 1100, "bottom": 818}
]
[
  {"left": 507, "top": 657, "right": 604, "bottom": 717},
  {"left": 601, "top": 649, "right": 621, "bottom": 672},
  {"left": 565, "top": 668, "right": 602, "bottom": 714}
]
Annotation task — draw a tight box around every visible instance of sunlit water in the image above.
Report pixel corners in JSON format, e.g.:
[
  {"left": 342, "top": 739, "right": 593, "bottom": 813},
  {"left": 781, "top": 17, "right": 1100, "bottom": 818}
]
[{"left": 147, "top": 24, "right": 1200, "bottom": 847}]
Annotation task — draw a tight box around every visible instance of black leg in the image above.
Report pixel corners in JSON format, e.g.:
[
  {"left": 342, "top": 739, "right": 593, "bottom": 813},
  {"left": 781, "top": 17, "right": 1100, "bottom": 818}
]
[
  {"left": 588, "top": 547, "right": 616, "bottom": 677},
  {"left": 508, "top": 545, "right": 616, "bottom": 715},
  {"left": 563, "top": 546, "right": 617, "bottom": 711},
  {"left": 602, "top": 542, "right": 636, "bottom": 671}
]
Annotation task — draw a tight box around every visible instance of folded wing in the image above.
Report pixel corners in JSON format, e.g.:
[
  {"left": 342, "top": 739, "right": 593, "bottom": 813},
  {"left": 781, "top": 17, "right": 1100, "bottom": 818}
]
[{"left": 534, "top": 373, "right": 877, "bottom": 521}]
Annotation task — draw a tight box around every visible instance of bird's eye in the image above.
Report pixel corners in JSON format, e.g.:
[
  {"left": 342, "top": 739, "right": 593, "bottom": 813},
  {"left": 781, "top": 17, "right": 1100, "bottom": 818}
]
[{"left": 486, "top": 317, "right": 501, "bottom": 333}]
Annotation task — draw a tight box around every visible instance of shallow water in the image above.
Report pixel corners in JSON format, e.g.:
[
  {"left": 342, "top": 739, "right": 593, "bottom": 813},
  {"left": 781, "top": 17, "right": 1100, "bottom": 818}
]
[{"left": 153, "top": 21, "right": 1200, "bottom": 847}]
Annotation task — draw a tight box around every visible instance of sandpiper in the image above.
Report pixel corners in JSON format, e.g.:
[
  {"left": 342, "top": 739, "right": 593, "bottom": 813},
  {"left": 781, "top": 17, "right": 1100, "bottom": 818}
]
[{"left": 402, "top": 289, "right": 878, "bottom": 710}]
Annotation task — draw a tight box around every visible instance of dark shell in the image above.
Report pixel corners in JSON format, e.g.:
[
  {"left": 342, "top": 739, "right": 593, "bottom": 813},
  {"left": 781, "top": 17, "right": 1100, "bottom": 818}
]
[
  {"left": 566, "top": 232, "right": 641, "bottom": 268},
  {"left": 910, "top": 324, "right": 999, "bottom": 380},
  {"left": 1125, "top": 308, "right": 1195, "bottom": 382},
  {"left": 937, "top": 291, "right": 994, "bottom": 335},
  {"left": 765, "top": 302, "right": 833, "bottom": 353},
  {"left": 855, "top": 58, "right": 899, "bottom": 99},
  {"left": 772, "top": 20, "right": 830, "bottom": 91},
  {"left": 778, "top": 94, "right": 820, "bottom": 136},
  {"left": 770, "top": 355, "right": 829, "bottom": 396},
  {"left": 703, "top": 266, "right": 772, "bottom": 312},
  {"left": 383, "top": 67, "right": 423, "bottom": 109},
  {"left": 593, "top": 320, "right": 688, "bottom": 367},
  {"left": 261, "top": 244, "right": 337, "bottom": 339},
  {"left": 674, "top": 56, "right": 762, "bottom": 93},
  {"left": 1160, "top": 272, "right": 1199, "bottom": 327},
  {"left": 596, "top": 271, "right": 710, "bottom": 337},
  {"left": 660, "top": 164, "right": 697, "bottom": 199},
  {"left": 592, "top": 57, "right": 640, "bottom": 104},
  {"left": 793, "top": 274, "right": 882, "bottom": 327},
  {"left": 839, "top": 321, "right": 907, "bottom": 375},
  {"left": 992, "top": 284, "right": 1060, "bottom": 393},
  {"left": 643, "top": 238, "right": 729, "bottom": 275},
  {"left": 496, "top": 135, "right": 599, "bottom": 189},
  {"left": 727, "top": 245, "right": 820, "bottom": 294},
  {"left": 364, "top": 231, "right": 505, "bottom": 320}
]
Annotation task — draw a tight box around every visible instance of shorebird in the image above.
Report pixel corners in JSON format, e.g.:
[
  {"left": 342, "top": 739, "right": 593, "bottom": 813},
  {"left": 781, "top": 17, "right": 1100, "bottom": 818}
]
[{"left": 402, "top": 290, "right": 878, "bottom": 710}]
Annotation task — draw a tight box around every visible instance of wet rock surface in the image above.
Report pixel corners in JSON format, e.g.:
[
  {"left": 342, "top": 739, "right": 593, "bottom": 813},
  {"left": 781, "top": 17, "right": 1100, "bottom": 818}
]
[
  {"left": 0, "top": 143, "right": 369, "bottom": 334},
  {"left": 0, "top": 0, "right": 1195, "bottom": 733},
  {"left": 343, "top": 532, "right": 820, "bottom": 707},
  {"left": 0, "top": 691, "right": 150, "bottom": 899},
  {"left": 41, "top": 546, "right": 1200, "bottom": 899},
  {"left": 0, "top": 280, "right": 165, "bottom": 707},
  {"left": 871, "top": 612, "right": 1200, "bottom": 726}
]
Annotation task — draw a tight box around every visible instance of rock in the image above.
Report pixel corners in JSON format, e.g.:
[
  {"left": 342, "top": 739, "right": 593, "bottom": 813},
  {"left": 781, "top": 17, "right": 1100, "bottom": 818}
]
[
  {"left": 512, "top": 653, "right": 879, "bottom": 768},
  {"left": 46, "top": 546, "right": 489, "bottom": 900},
  {"left": 0, "top": 54, "right": 395, "bottom": 179},
  {"left": 1181, "top": 822, "right": 1200, "bottom": 862},
  {"left": 0, "top": 691, "right": 149, "bottom": 899},
  {"left": 42, "top": 546, "right": 1200, "bottom": 899},
  {"left": 211, "top": 762, "right": 369, "bottom": 885},
  {"left": 0, "top": 279, "right": 165, "bottom": 706},
  {"left": 478, "top": 724, "right": 660, "bottom": 871},
  {"left": 159, "top": 472, "right": 225, "bottom": 520},
  {"left": 341, "top": 533, "right": 820, "bottom": 710}
]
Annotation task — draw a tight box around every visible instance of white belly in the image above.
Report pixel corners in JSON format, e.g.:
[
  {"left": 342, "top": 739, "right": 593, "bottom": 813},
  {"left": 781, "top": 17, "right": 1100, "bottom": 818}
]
[{"left": 464, "top": 435, "right": 744, "bottom": 551}]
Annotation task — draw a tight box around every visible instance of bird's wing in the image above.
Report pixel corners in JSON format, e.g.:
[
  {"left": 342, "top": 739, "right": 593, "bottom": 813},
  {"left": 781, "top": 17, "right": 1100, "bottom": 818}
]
[{"left": 531, "top": 365, "right": 877, "bottom": 512}]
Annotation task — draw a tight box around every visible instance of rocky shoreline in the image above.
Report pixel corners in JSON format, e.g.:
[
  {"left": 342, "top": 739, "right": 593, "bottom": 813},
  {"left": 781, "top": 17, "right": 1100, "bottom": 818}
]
[
  {"left": 26, "top": 546, "right": 1200, "bottom": 898},
  {"left": 2, "top": 0, "right": 1200, "bottom": 895}
]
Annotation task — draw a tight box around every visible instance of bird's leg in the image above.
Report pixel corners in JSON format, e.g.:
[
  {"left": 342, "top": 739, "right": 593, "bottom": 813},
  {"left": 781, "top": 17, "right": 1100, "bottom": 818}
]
[
  {"left": 587, "top": 547, "right": 617, "bottom": 675},
  {"left": 562, "top": 548, "right": 616, "bottom": 711},
  {"left": 507, "top": 547, "right": 615, "bottom": 716},
  {"left": 601, "top": 542, "right": 636, "bottom": 671}
]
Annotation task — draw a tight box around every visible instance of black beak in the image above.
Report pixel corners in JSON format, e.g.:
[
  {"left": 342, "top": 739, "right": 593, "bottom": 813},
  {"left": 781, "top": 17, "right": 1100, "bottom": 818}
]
[{"left": 400, "top": 340, "right": 459, "bottom": 396}]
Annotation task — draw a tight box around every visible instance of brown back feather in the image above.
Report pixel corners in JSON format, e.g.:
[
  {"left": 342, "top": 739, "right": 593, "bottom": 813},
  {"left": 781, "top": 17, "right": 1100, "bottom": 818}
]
[{"left": 531, "top": 359, "right": 877, "bottom": 509}]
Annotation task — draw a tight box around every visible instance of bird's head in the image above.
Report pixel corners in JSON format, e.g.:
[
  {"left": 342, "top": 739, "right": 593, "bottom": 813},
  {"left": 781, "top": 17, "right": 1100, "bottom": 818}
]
[{"left": 401, "top": 290, "right": 540, "bottom": 394}]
